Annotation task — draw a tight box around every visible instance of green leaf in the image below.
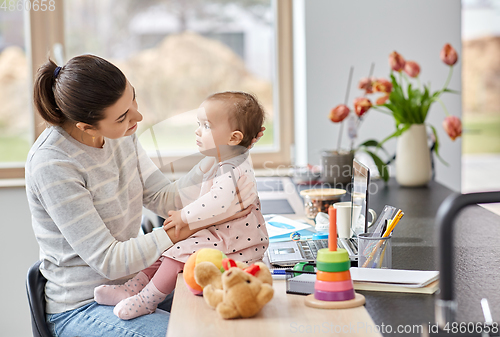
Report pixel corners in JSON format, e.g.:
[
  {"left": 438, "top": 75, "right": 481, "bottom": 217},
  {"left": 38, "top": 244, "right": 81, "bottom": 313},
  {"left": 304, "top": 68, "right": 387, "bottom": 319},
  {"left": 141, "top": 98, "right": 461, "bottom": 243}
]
[
  {"left": 363, "top": 149, "right": 390, "bottom": 183},
  {"left": 358, "top": 139, "right": 379, "bottom": 148},
  {"left": 443, "top": 88, "right": 460, "bottom": 94},
  {"left": 428, "top": 124, "right": 449, "bottom": 166},
  {"left": 378, "top": 124, "right": 411, "bottom": 148},
  {"left": 357, "top": 139, "right": 391, "bottom": 157}
]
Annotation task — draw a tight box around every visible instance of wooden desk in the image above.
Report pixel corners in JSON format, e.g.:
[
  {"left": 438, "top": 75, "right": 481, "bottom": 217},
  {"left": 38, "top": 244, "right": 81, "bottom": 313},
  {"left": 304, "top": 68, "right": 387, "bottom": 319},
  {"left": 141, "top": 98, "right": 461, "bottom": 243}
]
[{"left": 166, "top": 275, "right": 382, "bottom": 337}]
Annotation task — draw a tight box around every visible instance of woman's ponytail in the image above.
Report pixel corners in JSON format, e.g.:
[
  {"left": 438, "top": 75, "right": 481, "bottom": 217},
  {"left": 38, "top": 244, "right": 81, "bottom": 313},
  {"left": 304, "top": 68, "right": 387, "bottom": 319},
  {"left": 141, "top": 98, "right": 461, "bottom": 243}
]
[
  {"left": 33, "top": 55, "right": 127, "bottom": 127},
  {"left": 33, "top": 59, "right": 66, "bottom": 125}
]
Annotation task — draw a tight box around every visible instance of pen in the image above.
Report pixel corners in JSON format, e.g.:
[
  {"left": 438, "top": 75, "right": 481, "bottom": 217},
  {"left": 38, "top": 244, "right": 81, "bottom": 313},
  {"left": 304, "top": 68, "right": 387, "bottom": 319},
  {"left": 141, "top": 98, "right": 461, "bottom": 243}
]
[
  {"left": 381, "top": 219, "right": 388, "bottom": 235},
  {"left": 270, "top": 269, "right": 287, "bottom": 279}
]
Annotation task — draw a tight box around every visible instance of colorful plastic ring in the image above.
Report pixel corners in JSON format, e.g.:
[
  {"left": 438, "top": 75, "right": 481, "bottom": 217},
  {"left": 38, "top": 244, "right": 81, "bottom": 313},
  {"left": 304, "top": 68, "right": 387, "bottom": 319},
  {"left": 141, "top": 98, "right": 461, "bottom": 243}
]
[
  {"left": 316, "top": 248, "right": 349, "bottom": 263},
  {"left": 316, "top": 270, "right": 351, "bottom": 282},
  {"left": 315, "top": 279, "right": 353, "bottom": 292},
  {"left": 316, "top": 260, "right": 350, "bottom": 273},
  {"left": 314, "top": 288, "right": 355, "bottom": 302}
]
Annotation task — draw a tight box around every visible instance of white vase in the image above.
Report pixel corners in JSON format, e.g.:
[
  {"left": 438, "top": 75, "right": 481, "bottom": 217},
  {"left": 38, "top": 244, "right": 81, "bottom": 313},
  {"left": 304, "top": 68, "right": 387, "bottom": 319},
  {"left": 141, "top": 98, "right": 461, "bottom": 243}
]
[{"left": 395, "top": 124, "right": 432, "bottom": 187}]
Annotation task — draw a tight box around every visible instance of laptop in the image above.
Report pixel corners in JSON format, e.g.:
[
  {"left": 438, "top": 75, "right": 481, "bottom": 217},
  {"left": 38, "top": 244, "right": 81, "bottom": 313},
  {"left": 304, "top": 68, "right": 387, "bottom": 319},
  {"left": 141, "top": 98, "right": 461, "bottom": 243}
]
[
  {"left": 266, "top": 238, "right": 358, "bottom": 267},
  {"left": 266, "top": 159, "right": 371, "bottom": 267}
]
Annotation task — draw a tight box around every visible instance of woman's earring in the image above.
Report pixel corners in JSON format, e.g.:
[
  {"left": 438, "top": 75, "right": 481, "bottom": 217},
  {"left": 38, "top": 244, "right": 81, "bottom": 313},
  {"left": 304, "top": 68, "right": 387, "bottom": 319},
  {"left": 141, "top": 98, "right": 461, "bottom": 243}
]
[{"left": 92, "top": 136, "right": 96, "bottom": 145}]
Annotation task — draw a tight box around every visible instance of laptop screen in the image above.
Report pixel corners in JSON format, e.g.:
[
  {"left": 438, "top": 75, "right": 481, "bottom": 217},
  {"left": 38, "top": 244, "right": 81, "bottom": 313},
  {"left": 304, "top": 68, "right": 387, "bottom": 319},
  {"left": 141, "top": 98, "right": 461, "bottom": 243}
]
[{"left": 351, "top": 159, "right": 370, "bottom": 235}]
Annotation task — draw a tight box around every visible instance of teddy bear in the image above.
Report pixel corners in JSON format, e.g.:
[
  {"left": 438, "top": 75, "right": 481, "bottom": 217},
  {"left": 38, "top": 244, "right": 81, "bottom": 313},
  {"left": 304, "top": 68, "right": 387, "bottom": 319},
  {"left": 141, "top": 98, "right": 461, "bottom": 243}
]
[{"left": 194, "top": 259, "right": 274, "bottom": 319}]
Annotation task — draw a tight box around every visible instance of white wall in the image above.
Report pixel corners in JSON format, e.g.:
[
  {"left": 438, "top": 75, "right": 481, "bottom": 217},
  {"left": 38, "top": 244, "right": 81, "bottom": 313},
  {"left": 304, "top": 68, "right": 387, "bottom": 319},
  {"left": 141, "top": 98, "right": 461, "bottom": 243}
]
[
  {"left": 294, "top": 0, "right": 462, "bottom": 191},
  {"left": 0, "top": 187, "right": 39, "bottom": 337}
]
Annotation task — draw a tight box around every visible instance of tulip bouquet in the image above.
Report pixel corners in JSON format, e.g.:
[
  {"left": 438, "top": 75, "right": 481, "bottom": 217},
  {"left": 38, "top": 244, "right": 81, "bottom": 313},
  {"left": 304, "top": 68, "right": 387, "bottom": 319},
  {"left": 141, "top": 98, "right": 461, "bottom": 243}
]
[
  {"left": 329, "top": 73, "right": 391, "bottom": 182},
  {"left": 367, "top": 44, "right": 462, "bottom": 161},
  {"left": 330, "top": 43, "right": 461, "bottom": 183}
]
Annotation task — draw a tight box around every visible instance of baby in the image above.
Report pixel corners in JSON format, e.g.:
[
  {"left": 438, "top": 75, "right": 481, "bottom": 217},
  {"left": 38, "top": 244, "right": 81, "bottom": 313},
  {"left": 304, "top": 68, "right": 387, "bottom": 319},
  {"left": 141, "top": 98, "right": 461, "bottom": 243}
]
[{"left": 94, "top": 91, "right": 268, "bottom": 320}]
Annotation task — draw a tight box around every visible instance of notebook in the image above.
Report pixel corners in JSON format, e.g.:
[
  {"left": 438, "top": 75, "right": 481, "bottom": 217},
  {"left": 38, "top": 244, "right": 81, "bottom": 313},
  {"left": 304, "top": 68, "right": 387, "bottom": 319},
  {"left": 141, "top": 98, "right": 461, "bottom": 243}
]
[{"left": 286, "top": 268, "right": 439, "bottom": 295}]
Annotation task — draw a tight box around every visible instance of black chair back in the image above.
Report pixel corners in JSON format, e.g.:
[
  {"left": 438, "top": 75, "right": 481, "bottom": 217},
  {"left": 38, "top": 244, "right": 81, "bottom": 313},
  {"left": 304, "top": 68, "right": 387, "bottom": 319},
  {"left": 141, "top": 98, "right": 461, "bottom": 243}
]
[{"left": 26, "top": 260, "right": 52, "bottom": 337}]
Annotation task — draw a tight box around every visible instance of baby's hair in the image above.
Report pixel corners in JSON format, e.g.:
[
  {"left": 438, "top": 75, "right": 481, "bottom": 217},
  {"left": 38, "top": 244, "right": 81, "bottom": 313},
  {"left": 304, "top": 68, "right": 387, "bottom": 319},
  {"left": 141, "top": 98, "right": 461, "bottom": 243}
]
[{"left": 205, "top": 91, "right": 265, "bottom": 148}]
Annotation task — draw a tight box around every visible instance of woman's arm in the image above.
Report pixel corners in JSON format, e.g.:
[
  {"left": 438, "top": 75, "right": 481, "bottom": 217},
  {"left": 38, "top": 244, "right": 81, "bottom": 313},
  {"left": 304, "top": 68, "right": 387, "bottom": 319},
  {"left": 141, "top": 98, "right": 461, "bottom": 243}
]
[
  {"left": 29, "top": 158, "right": 173, "bottom": 281},
  {"left": 164, "top": 204, "right": 255, "bottom": 243},
  {"left": 134, "top": 136, "right": 210, "bottom": 217}
]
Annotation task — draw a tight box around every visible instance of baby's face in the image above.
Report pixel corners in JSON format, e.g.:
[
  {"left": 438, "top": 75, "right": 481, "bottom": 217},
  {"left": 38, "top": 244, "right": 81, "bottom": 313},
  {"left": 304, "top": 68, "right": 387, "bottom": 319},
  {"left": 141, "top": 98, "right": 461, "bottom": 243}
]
[{"left": 195, "top": 100, "right": 234, "bottom": 156}]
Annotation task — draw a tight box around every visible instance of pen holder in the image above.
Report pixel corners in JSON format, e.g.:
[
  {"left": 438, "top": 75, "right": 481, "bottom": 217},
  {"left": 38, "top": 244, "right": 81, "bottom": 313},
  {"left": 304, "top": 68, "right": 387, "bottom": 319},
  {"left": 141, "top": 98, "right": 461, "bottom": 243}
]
[{"left": 358, "top": 233, "right": 392, "bottom": 269}]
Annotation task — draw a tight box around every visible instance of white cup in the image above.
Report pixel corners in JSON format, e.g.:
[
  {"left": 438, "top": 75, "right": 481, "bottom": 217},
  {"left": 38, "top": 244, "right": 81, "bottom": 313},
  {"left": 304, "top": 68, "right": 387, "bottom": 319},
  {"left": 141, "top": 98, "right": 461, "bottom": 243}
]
[{"left": 334, "top": 202, "right": 377, "bottom": 238}]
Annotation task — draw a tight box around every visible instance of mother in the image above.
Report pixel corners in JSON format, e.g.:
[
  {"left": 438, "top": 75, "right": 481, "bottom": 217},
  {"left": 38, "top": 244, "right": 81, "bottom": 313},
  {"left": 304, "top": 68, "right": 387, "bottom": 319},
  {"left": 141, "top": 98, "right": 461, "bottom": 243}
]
[{"left": 26, "top": 54, "right": 261, "bottom": 337}]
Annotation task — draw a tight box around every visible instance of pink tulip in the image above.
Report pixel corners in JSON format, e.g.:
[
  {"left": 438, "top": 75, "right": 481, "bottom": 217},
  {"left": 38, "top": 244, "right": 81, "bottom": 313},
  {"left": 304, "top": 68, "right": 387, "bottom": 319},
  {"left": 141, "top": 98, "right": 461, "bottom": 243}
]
[
  {"left": 389, "top": 51, "right": 405, "bottom": 72},
  {"left": 358, "top": 77, "right": 375, "bottom": 94},
  {"left": 440, "top": 44, "right": 458, "bottom": 66},
  {"left": 353, "top": 97, "right": 372, "bottom": 117},
  {"left": 442, "top": 116, "right": 462, "bottom": 141},
  {"left": 372, "top": 78, "right": 393, "bottom": 94},
  {"left": 329, "top": 104, "right": 350, "bottom": 123},
  {"left": 404, "top": 61, "right": 420, "bottom": 78},
  {"left": 376, "top": 95, "right": 389, "bottom": 105}
]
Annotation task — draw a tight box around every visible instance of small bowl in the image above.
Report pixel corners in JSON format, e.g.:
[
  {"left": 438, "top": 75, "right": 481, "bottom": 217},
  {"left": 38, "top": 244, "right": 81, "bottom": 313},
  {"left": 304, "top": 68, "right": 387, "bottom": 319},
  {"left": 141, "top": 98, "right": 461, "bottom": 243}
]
[{"left": 299, "top": 188, "right": 346, "bottom": 219}]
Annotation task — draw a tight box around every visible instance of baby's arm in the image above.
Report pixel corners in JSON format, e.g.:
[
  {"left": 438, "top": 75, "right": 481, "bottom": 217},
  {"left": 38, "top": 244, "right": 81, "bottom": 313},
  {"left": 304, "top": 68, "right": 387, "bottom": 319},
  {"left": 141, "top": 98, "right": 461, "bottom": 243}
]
[{"left": 165, "top": 163, "right": 248, "bottom": 234}]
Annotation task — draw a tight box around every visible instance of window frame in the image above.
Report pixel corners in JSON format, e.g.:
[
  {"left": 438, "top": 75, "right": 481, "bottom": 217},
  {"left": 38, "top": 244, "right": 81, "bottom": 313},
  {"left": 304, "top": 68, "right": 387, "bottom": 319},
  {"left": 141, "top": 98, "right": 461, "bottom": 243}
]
[{"left": 0, "top": 0, "right": 293, "bottom": 184}]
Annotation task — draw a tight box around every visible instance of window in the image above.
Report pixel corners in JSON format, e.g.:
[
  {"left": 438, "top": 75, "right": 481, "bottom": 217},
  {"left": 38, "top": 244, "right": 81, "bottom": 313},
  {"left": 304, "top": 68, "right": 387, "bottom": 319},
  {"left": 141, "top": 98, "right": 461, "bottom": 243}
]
[
  {"left": 63, "top": 0, "right": 292, "bottom": 171},
  {"left": 0, "top": 10, "right": 31, "bottom": 164},
  {"left": 462, "top": 0, "right": 500, "bottom": 196},
  {"left": 0, "top": 0, "right": 292, "bottom": 181}
]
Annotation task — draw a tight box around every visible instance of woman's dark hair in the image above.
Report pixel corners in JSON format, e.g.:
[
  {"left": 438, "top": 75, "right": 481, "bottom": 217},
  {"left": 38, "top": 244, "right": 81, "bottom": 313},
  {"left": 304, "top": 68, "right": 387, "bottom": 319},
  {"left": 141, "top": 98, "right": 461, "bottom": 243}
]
[
  {"left": 205, "top": 91, "right": 265, "bottom": 148},
  {"left": 33, "top": 55, "right": 127, "bottom": 127}
]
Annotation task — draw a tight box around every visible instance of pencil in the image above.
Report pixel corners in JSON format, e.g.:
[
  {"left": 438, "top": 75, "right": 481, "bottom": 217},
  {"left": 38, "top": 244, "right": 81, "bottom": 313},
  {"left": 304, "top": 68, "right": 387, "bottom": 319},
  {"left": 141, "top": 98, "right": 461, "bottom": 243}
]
[
  {"left": 382, "top": 210, "right": 402, "bottom": 237},
  {"left": 362, "top": 211, "right": 404, "bottom": 267}
]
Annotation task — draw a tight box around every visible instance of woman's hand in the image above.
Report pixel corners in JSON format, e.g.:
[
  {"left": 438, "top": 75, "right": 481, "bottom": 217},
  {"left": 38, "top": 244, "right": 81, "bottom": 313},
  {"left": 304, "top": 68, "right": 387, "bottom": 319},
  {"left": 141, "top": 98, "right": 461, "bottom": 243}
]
[{"left": 248, "top": 126, "right": 265, "bottom": 150}]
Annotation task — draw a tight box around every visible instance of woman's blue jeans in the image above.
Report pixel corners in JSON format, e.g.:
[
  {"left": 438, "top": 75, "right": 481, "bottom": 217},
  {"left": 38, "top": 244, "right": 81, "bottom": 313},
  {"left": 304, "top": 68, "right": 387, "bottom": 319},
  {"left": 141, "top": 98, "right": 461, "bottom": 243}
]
[{"left": 46, "top": 299, "right": 172, "bottom": 337}]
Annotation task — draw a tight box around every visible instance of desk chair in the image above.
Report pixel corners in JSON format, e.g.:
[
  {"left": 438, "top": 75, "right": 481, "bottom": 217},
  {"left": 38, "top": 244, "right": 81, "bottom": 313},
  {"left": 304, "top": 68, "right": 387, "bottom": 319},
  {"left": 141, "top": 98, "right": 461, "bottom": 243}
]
[{"left": 26, "top": 260, "right": 52, "bottom": 337}]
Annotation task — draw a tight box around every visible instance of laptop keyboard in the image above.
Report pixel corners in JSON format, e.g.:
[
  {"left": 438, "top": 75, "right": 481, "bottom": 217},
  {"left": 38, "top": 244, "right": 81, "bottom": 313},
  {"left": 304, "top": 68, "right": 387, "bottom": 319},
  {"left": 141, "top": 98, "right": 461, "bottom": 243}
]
[{"left": 297, "top": 239, "right": 358, "bottom": 260}]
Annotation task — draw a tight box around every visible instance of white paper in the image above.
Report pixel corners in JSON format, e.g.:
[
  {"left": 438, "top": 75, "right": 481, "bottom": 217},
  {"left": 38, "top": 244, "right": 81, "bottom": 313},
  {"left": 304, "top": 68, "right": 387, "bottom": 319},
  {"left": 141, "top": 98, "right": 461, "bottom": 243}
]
[
  {"left": 349, "top": 267, "right": 439, "bottom": 287},
  {"left": 265, "top": 215, "right": 312, "bottom": 238}
]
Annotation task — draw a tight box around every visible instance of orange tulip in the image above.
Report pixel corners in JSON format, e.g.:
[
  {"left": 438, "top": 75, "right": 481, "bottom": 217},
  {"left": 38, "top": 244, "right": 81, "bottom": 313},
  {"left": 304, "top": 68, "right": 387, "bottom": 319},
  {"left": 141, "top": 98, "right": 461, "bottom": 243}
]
[
  {"left": 404, "top": 61, "right": 420, "bottom": 78},
  {"left": 442, "top": 116, "right": 462, "bottom": 141},
  {"left": 376, "top": 95, "right": 389, "bottom": 105},
  {"left": 372, "top": 78, "right": 393, "bottom": 94},
  {"left": 353, "top": 97, "right": 372, "bottom": 117},
  {"left": 389, "top": 51, "right": 405, "bottom": 72},
  {"left": 440, "top": 44, "right": 458, "bottom": 66},
  {"left": 358, "top": 77, "right": 375, "bottom": 94},
  {"left": 329, "top": 104, "right": 350, "bottom": 123}
]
